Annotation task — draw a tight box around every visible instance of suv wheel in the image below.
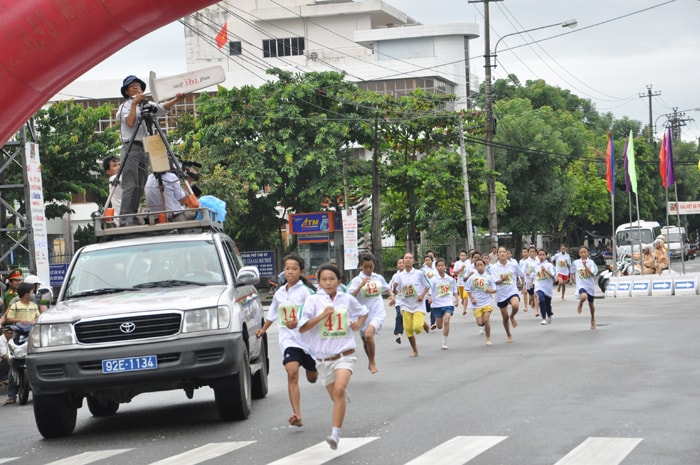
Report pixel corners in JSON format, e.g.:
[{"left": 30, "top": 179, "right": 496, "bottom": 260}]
[
  {"left": 33, "top": 394, "right": 77, "bottom": 438},
  {"left": 214, "top": 346, "right": 251, "bottom": 421},
  {"left": 87, "top": 396, "right": 120, "bottom": 416},
  {"left": 252, "top": 336, "right": 269, "bottom": 399}
]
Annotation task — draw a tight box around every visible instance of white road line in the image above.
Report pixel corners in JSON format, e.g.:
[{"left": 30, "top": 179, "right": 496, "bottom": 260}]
[
  {"left": 148, "top": 441, "right": 255, "bottom": 465},
  {"left": 0, "top": 459, "right": 19, "bottom": 464},
  {"left": 44, "top": 449, "right": 133, "bottom": 465},
  {"left": 553, "top": 437, "right": 643, "bottom": 465},
  {"left": 405, "top": 435, "right": 508, "bottom": 465},
  {"left": 267, "top": 437, "right": 380, "bottom": 465}
]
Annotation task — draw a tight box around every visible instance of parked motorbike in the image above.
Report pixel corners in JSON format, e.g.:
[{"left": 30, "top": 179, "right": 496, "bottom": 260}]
[
  {"left": 597, "top": 253, "right": 641, "bottom": 293},
  {"left": 8, "top": 323, "right": 32, "bottom": 405}
]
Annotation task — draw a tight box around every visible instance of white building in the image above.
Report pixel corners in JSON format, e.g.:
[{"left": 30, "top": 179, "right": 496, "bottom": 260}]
[{"left": 184, "top": 0, "right": 479, "bottom": 109}]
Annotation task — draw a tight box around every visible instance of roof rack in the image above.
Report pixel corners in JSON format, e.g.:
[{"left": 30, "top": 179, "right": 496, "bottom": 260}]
[{"left": 94, "top": 208, "right": 224, "bottom": 240}]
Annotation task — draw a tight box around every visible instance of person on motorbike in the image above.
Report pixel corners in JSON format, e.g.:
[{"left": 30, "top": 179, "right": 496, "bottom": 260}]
[
  {"left": 22, "top": 275, "right": 51, "bottom": 313},
  {"left": 654, "top": 239, "right": 669, "bottom": 274},
  {"left": 5, "top": 283, "right": 39, "bottom": 326},
  {"left": 642, "top": 247, "right": 655, "bottom": 275}
]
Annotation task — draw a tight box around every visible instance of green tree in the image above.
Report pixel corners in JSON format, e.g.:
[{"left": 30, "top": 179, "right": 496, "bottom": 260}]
[
  {"left": 175, "top": 69, "right": 374, "bottom": 251},
  {"left": 35, "top": 100, "right": 119, "bottom": 219}
]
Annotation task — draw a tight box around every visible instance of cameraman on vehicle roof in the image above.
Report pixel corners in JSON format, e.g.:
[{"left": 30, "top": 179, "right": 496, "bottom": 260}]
[{"left": 117, "top": 75, "right": 185, "bottom": 225}]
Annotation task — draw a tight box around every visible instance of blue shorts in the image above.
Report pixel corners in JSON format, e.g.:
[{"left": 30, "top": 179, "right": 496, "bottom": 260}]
[
  {"left": 431, "top": 306, "right": 454, "bottom": 319},
  {"left": 578, "top": 289, "right": 595, "bottom": 303},
  {"left": 497, "top": 294, "right": 520, "bottom": 308},
  {"left": 283, "top": 347, "right": 317, "bottom": 372}
]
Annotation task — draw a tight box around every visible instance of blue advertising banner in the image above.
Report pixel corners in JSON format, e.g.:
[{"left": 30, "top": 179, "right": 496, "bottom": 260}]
[
  {"left": 240, "top": 250, "right": 275, "bottom": 276},
  {"left": 290, "top": 212, "right": 334, "bottom": 234}
]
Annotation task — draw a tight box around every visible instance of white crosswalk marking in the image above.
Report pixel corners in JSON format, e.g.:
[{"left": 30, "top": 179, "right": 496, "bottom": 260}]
[
  {"left": 266, "top": 437, "right": 380, "bottom": 465},
  {"left": 148, "top": 441, "right": 255, "bottom": 465},
  {"left": 553, "top": 437, "right": 643, "bottom": 465},
  {"left": 0, "top": 459, "right": 19, "bottom": 464},
  {"left": 43, "top": 449, "right": 133, "bottom": 465},
  {"left": 404, "top": 436, "right": 508, "bottom": 465}
]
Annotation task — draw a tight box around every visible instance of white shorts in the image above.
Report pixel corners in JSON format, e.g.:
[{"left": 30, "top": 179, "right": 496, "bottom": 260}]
[
  {"left": 361, "top": 316, "right": 384, "bottom": 336},
  {"left": 317, "top": 356, "right": 356, "bottom": 386}
]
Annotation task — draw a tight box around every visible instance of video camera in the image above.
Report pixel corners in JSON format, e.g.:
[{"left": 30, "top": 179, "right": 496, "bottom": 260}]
[
  {"left": 137, "top": 100, "right": 160, "bottom": 114},
  {"left": 179, "top": 158, "right": 202, "bottom": 181}
]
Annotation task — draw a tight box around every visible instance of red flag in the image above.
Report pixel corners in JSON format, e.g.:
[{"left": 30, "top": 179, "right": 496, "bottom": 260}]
[
  {"left": 605, "top": 132, "right": 614, "bottom": 194},
  {"left": 215, "top": 23, "right": 227, "bottom": 49},
  {"left": 659, "top": 130, "right": 667, "bottom": 188}
]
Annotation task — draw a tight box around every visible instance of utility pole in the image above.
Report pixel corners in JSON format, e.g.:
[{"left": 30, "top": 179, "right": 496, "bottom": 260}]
[
  {"left": 458, "top": 113, "right": 475, "bottom": 250},
  {"left": 469, "top": 0, "right": 502, "bottom": 250},
  {"left": 639, "top": 85, "right": 661, "bottom": 145},
  {"left": 371, "top": 114, "right": 383, "bottom": 272},
  {"left": 667, "top": 107, "right": 693, "bottom": 141}
]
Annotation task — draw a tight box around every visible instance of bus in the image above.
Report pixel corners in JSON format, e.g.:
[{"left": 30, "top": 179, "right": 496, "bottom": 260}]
[{"left": 615, "top": 221, "right": 661, "bottom": 258}]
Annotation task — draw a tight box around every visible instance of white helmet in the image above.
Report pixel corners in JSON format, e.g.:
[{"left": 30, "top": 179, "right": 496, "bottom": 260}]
[{"left": 23, "top": 275, "right": 42, "bottom": 285}]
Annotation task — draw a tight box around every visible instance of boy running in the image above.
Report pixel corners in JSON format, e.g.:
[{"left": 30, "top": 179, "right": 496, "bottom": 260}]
[
  {"left": 551, "top": 244, "right": 572, "bottom": 301},
  {"left": 466, "top": 258, "right": 497, "bottom": 345},
  {"left": 491, "top": 246, "right": 525, "bottom": 342},
  {"left": 534, "top": 249, "right": 556, "bottom": 325}
]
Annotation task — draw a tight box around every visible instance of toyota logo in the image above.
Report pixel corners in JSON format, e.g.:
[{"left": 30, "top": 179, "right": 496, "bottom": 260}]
[{"left": 119, "top": 322, "right": 136, "bottom": 334}]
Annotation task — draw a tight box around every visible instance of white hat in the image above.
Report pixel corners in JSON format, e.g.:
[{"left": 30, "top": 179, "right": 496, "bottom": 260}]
[{"left": 23, "top": 275, "right": 42, "bottom": 285}]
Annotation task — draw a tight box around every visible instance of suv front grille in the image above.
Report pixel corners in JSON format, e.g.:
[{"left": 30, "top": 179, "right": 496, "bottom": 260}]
[{"left": 75, "top": 314, "right": 182, "bottom": 343}]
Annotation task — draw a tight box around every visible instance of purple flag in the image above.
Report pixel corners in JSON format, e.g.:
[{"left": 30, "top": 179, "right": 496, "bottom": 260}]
[
  {"left": 622, "top": 135, "right": 630, "bottom": 193},
  {"left": 664, "top": 127, "right": 676, "bottom": 187}
]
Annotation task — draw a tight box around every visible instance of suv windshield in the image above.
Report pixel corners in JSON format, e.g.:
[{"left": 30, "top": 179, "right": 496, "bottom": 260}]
[{"left": 65, "top": 240, "right": 224, "bottom": 298}]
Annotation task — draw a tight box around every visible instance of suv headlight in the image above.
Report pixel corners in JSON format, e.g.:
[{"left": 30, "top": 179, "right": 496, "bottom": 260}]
[
  {"left": 31, "top": 324, "right": 76, "bottom": 348},
  {"left": 183, "top": 306, "right": 230, "bottom": 333}
]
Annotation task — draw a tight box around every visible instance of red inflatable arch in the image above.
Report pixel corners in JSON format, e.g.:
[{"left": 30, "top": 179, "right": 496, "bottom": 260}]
[{"left": 0, "top": 0, "right": 219, "bottom": 143}]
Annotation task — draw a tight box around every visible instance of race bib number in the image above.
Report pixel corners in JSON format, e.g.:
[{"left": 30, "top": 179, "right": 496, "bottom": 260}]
[
  {"left": 500, "top": 272, "right": 513, "bottom": 285},
  {"left": 536, "top": 269, "right": 550, "bottom": 280},
  {"left": 403, "top": 284, "right": 417, "bottom": 298},
  {"left": 320, "top": 307, "right": 349, "bottom": 338},
  {"left": 362, "top": 280, "right": 381, "bottom": 298},
  {"left": 578, "top": 268, "right": 593, "bottom": 279},
  {"left": 437, "top": 283, "right": 451, "bottom": 298},
  {"left": 558, "top": 260, "right": 568, "bottom": 267},
  {"left": 471, "top": 277, "right": 488, "bottom": 291},
  {"left": 278, "top": 304, "right": 300, "bottom": 325}
]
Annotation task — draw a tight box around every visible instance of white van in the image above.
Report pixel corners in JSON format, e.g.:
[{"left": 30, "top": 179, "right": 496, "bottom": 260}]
[
  {"left": 660, "top": 225, "right": 689, "bottom": 261},
  {"left": 615, "top": 221, "right": 661, "bottom": 257}
]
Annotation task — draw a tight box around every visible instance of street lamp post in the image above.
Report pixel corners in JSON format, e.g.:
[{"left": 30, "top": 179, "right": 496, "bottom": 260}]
[{"left": 483, "top": 18, "right": 577, "bottom": 249}]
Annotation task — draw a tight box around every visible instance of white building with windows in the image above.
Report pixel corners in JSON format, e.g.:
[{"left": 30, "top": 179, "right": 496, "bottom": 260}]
[{"left": 185, "top": 0, "right": 479, "bottom": 109}]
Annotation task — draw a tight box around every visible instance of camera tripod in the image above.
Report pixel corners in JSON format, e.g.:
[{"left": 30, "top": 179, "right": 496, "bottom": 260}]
[{"left": 103, "top": 99, "right": 198, "bottom": 225}]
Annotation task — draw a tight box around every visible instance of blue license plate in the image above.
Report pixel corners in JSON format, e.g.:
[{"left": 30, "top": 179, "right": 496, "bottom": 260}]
[{"left": 102, "top": 355, "right": 158, "bottom": 374}]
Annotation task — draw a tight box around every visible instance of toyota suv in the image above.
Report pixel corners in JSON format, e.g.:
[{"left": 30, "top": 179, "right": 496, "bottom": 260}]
[{"left": 27, "top": 212, "right": 269, "bottom": 438}]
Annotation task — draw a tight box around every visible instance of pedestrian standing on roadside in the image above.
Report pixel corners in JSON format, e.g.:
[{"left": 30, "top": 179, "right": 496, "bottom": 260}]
[
  {"left": 348, "top": 253, "right": 393, "bottom": 374},
  {"left": 255, "top": 254, "right": 317, "bottom": 427},
  {"left": 389, "top": 252, "right": 430, "bottom": 358},
  {"left": 299, "top": 263, "right": 368, "bottom": 450},
  {"left": 551, "top": 244, "right": 572, "bottom": 301},
  {"left": 466, "top": 258, "right": 497, "bottom": 345},
  {"left": 428, "top": 258, "right": 458, "bottom": 350},
  {"left": 571, "top": 246, "right": 598, "bottom": 330},
  {"left": 534, "top": 249, "right": 556, "bottom": 325},
  {"left": 491, "top": 246, "right": 526, "bottom": 343}
]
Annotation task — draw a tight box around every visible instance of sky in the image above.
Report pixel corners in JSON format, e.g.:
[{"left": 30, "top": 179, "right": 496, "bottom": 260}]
[{"left": 75, "top": 0, "right": 700, "bottom": 143}]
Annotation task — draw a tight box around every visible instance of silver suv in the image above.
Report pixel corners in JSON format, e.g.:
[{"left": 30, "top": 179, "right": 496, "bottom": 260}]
[{"left": 27, "top": 217, "right": 269, "bottom": 438}]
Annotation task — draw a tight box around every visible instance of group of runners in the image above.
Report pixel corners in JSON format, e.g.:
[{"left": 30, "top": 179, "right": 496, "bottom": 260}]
[{"left": 254, "top": 245, "right": 598, "bottom": 450}]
